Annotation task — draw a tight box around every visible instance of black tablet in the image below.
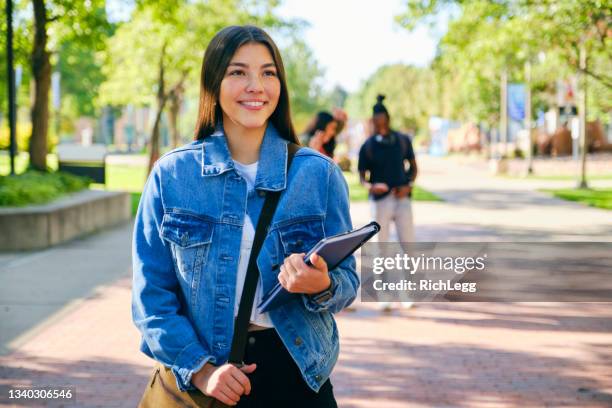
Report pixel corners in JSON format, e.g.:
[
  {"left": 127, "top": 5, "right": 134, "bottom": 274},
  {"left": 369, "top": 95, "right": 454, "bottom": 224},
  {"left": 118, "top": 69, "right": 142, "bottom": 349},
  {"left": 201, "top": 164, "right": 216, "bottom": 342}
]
[{"left": 257, "top": 221, "right": 380, "bottom": 313}]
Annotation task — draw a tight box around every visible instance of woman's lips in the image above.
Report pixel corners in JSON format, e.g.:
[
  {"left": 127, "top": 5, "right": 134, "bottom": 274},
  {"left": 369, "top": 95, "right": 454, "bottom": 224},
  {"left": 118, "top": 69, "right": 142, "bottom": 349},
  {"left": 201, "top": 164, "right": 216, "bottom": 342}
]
[{"left": 239, "top": 101, "right": 267, "bottom": 111}]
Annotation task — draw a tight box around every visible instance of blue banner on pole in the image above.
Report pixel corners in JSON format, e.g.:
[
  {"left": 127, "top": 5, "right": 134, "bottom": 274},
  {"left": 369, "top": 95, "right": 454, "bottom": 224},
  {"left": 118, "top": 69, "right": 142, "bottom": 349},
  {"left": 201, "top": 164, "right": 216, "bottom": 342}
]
[{"left": 507, "top": 83, "right": 526, "bottom": 122}]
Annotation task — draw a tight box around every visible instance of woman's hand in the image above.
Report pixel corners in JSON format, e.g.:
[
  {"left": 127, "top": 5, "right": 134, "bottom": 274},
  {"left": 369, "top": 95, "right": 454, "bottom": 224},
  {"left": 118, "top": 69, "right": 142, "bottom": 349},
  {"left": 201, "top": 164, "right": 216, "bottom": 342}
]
[
  {"left": 192, "top": 362, "right": 257, "bottom": 406},
  {"left": 278, "top": 253, "right": 331, "bottom": 295},
  {"left": 308, "top": 130, "right": 325, "bottom": 150}
]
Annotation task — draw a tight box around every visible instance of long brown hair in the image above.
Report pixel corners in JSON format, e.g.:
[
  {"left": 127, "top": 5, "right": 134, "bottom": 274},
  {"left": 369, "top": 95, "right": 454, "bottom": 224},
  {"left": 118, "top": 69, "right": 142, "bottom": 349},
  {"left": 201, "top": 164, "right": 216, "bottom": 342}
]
[{"left": 193, "top": 25, "right": 297, "bottom": 143}]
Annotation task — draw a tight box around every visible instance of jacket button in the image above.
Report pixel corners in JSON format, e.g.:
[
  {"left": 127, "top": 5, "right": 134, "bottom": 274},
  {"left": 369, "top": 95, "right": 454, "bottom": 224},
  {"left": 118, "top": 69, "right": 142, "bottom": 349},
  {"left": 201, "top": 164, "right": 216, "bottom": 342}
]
[
  {"left": 315, "top": 375, "right": 322, "bottom": 382},
  {"left": 296, "top": 239, "right": 303, "bottom": 247},
  {"left": 258, "top": 190, "right": 266, "bottom": 197},
  {"left": 294, "top": 337, "right": 303, "bottom": 346}
]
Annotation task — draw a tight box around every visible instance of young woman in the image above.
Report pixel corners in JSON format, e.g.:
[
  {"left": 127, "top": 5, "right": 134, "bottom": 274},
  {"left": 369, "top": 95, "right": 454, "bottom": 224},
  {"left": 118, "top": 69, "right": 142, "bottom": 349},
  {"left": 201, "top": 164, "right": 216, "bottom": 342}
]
[
  {"left": 302, "top": 111, "right": 338, "bottom": 158},
  {"left": 132, "top": 25, "right": 358, "bottom": 407}
]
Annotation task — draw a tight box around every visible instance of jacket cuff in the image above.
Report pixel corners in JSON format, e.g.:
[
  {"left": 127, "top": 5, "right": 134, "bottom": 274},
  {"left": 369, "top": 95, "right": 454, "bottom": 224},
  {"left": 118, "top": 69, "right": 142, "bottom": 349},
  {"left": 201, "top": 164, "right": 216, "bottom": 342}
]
[
  {"left": 171, "top": 341, "right": 216, "bottom": 392},
  {"left": 302, "top": 273, "right": 338, "bottom": 312}
]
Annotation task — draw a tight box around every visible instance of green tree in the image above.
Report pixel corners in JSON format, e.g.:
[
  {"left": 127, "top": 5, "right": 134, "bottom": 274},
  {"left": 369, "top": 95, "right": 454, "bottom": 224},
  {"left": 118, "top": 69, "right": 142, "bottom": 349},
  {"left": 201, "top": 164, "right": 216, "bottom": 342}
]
[
  {"left": 346, "top": 64, "right": 437, "bottom": 136},
  {"left": 396, "top": 0, "right": 611, "bottom": 122},
  {"left": 99, "top": 0, "right": 284, "bottom": 173},
  {"left": 28, "top": 0, "right": 110, "bottom": 170},
  {"left": 281, "top": 37, "right": 329, "bottom": 131},
  {"left": 56, "top": 28, "right": 114, "bottom": 120},
  {"left": 397, "top": 0, "right": 611, "bottom": 183}
]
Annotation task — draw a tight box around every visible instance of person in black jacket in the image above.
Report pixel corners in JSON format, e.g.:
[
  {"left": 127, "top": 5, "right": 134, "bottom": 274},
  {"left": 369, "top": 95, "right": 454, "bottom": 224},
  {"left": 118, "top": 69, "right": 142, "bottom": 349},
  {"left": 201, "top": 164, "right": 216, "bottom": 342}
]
[{"left": 358, "top": 95, "right": 418, "bottom": 310}]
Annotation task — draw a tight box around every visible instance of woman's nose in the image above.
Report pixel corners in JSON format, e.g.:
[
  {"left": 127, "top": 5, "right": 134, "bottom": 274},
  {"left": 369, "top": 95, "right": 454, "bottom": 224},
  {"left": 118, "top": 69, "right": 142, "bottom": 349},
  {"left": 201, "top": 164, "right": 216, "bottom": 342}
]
[{"left": 245, "top": 74, "right": 264, "bottom": 93}]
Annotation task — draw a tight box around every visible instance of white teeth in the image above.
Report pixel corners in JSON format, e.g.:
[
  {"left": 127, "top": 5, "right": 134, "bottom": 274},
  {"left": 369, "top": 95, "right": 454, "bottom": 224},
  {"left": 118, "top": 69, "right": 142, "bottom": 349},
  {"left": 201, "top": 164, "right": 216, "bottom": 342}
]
[{"left": 241, "top": 101, "right": 264, "bottom": 107}]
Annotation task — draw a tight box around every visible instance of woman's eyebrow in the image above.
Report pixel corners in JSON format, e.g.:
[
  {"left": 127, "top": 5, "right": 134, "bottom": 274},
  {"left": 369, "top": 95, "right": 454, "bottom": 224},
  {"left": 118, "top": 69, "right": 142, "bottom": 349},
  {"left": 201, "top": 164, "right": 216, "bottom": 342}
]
[{"left": 227, "top": 62, "right": 276, "bottom": 69}]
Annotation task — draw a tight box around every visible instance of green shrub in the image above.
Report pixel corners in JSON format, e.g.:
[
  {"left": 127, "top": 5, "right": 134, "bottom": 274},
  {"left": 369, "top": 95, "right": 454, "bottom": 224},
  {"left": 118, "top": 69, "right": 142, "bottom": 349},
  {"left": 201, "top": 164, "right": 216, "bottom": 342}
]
[{"left": 0, "top": 170, "right": 91, "bottom": 207}]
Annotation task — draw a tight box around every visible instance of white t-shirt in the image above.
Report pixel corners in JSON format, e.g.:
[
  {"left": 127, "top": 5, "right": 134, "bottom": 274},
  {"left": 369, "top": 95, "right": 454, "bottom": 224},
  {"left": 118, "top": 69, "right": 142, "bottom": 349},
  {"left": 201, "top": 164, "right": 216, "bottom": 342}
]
[{"left": 232, "top": 160, "right": 273, "bottom": 328}]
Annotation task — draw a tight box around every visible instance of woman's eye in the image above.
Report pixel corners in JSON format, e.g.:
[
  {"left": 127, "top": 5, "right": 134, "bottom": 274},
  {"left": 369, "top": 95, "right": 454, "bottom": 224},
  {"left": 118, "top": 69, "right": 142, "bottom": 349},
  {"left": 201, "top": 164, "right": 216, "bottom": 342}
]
[
  {"left": 228, "top": 70, "right": 245, "bottom": 76},
  {"left": 263, "top": 70, "right": 277, "bottom": 77}
]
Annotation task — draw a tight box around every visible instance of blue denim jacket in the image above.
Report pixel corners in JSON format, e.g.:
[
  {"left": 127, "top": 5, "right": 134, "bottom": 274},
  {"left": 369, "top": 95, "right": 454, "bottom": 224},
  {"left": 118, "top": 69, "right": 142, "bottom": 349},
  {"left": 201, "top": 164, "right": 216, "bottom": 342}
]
[{"left": 132, "top": 123, "right": 358, "bottom": 393}]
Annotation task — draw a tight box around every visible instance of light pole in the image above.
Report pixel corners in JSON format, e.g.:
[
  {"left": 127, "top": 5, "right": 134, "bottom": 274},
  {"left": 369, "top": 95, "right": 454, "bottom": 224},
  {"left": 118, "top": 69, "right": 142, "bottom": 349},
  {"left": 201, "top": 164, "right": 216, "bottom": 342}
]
[
  {"left": 577, "top": 42, "right": 588, "bottom": 189},
  {"left": 5, "top": 0, "right": 17, "bottom": 175},
  {"left": 525, "top": 60, "right": 533, "bottom": 175},
  {"left": 500, "top": 68, "right": 508, "bottom": 159}
]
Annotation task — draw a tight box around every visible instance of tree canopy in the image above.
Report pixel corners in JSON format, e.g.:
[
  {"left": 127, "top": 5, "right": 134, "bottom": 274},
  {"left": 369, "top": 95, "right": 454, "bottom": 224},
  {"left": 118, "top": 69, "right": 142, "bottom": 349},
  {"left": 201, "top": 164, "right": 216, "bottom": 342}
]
[
  {"left": 346, "top": 64, "right": 436, "bottom": 135},
  {"left": 393, "top": 0, "right": 611, "bottom": 125}
]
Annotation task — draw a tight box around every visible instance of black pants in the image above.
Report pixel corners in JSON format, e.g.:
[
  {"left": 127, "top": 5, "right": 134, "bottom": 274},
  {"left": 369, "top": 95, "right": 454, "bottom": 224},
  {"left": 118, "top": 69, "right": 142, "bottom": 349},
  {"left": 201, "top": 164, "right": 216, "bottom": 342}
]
[{"left": 236, "top": 328, "right": 337, "bottom": 408}]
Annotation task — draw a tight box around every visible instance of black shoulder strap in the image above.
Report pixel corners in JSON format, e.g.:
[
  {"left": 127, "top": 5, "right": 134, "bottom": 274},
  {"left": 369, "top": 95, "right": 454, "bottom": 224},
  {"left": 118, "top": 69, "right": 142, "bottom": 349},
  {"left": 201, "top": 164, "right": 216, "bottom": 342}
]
[{"left": 228, "top": 142, "right": 300, "bottom": 365}]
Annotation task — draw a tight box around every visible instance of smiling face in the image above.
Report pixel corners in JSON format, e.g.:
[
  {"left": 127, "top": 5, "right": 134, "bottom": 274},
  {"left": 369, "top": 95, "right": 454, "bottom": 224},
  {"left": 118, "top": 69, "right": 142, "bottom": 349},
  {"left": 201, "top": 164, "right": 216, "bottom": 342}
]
[{"left": 219, "top": 42, "right": 281, "bottom": 134}]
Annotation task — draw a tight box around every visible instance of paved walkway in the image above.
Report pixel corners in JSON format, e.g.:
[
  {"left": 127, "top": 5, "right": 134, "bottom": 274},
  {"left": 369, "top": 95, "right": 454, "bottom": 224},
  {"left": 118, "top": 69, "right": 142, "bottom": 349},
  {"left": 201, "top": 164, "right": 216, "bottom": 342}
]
[
  {"left": 337, "top": 157, "right": 612, "bottom": 407},
  {"left": 408, "top": 155, "right": 612, "bottom": 242},
  {"left": 1, "top": 155, "right": 611, "bottom": 407}
]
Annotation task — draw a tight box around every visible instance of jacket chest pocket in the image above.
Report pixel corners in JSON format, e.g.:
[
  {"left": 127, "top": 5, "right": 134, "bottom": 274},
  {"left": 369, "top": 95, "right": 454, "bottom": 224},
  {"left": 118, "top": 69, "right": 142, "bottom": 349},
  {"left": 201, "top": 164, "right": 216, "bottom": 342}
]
[
  {"left": 277, "top": 217, "right": 325, "bottom": 260},
  {"left": 161, "top": 212, "right": 214, "bottom": 283}
]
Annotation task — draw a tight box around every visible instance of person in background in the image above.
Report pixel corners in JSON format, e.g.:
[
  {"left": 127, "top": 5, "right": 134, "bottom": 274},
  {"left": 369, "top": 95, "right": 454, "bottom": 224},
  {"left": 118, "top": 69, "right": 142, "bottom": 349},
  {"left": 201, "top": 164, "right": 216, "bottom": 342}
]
[
  {"left": 301, "top": 111, "right": 338, "bottom": 158},
  {"left": 321, "top": 108, "right": 348, "bottom": 159},
  {"left": 357, "top": 94, "right": 418, "bottom": 311}
]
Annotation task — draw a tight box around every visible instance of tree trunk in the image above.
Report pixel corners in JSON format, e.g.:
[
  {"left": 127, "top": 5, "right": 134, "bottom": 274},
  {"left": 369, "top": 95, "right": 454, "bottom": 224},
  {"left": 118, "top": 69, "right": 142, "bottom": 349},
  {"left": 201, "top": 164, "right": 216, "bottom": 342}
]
[
  {"left": 147, "top": 106, "right": 166, "bottom": 174},
  {"left": 29, "top": 0, "right": 51, "bottom": 171},
  {"left": 146, "top": 46, "right": 188, "bottom": 174},
  {"left": 147, "top": 44, "right": 167, "bottom": 174},
  {"left": 167, "top": 84, "right": 184, "bottom": 149}
]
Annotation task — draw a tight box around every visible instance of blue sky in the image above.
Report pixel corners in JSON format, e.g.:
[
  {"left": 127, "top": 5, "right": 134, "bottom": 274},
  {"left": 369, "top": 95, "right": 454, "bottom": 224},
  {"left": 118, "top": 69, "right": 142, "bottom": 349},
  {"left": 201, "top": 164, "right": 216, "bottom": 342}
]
[{"left": 275, "top": 0, "right": 442, "bottom": 92}]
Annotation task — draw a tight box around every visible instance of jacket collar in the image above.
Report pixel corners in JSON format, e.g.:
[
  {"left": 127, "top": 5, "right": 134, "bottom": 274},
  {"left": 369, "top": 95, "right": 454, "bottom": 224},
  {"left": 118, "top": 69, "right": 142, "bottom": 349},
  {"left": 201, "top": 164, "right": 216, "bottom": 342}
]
[{"left": 201, "top": 122, "right": 289, "bottom": 192}]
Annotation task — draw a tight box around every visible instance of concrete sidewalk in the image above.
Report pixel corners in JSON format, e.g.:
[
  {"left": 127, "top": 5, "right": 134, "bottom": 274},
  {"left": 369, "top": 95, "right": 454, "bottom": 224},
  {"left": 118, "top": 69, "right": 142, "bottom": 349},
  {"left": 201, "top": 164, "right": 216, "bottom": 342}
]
[
  {"left": 0, "top": 223, "right": 147, "bottom": 408},
  {"left": 0, "top": 223, "right": 134, "bottom": 356},
  {"left": 1, "top": 156, "right": 611, "bottom": 407},
  {"left": 411, "top": 155, "right": 612, "bottom": 242}
]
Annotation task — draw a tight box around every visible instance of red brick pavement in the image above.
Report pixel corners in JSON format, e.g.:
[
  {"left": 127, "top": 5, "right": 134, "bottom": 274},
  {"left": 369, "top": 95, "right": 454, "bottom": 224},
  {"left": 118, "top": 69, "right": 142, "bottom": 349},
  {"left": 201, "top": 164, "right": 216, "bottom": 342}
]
[
  {"left": 1, "top": 275, "right": 611, "bottom": 407},
  {"left": 333, "top": 302, "right": 612, "bottom": 408},
  {"left": 0, "top": 276, "right": 151, "bottom": 408}
]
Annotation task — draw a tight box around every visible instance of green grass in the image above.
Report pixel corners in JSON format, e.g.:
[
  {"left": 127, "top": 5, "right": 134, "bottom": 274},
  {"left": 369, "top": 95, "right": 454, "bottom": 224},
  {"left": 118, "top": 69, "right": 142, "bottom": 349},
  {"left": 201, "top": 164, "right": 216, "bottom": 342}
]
[
  {"left": 505, "top": 173, "right": 612, "bottom": 181},
  {"left": 342, "top": 171, "right": 442, "bottom": 202},
  {"left": 131, "top": 192, "right": 142, "bottom": 216},
  {"left": 542, "top": 188, "right": 612, "bottom": 210},
  {"left": 1, "top": 152, "right": 441, "bottom": 213},
  {"left": 90, "top": 164, "right": 148, "bottom": 193},
  {"left": 412, "top": 186, "right": 443, "bottom": 201}
]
